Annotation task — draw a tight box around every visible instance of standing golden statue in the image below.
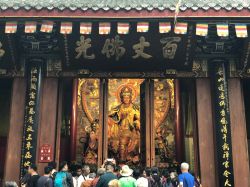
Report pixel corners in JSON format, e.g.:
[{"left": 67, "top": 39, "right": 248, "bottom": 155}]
[
  {"left": 108, "top": 86, "right": 140, "bottom": 164},
  {"left": 83, "top": 120, "right": 99, "bottom": 165}
]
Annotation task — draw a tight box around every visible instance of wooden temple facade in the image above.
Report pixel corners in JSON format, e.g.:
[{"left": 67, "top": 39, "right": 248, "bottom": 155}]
[{"left": 0, "top": 0, "right": 250, "bottom": 187}]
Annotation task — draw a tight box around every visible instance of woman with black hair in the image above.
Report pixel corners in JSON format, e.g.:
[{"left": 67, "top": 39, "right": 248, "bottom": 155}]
[
  {"left": 20, "top": 169, "right": 31, "bottom": 187},
  {"left": 135, "top": 168, "right": 148, "bottom": 187}
]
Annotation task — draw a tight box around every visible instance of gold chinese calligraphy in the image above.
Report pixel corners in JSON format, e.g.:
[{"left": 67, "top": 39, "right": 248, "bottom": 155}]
[{"left": 75, "top": 36, "right": 95, "bottom": 59}]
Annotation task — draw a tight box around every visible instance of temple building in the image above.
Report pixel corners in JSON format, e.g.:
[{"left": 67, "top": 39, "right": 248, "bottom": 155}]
[{"left": 0, "top": 0, "right": 250, "bottom": 186}]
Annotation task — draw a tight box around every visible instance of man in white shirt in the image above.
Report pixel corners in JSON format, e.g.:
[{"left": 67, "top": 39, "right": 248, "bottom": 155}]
[
  {"left": 73, "top": 165, "right": 84, "bottom": 187},
  {"left": 74, "top": 165, "right": 91, "bottom": 187},
  {"left": 82, "top": 165, "right": 90, "bottom": 181}
]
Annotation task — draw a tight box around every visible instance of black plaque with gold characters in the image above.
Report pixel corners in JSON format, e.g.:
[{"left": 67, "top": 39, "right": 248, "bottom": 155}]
[
  {"left": 59, "top": 22, "right": 195, "bottom": 72},
  {"left": 20, "top": 60, "right": 42, "bottom": 177},
  {"left": 211, "top": 60, "right": 234, "bottom": 187}
]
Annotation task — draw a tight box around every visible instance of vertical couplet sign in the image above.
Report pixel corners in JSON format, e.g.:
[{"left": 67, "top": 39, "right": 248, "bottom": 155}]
[
  {"left": 20, "top": 61, "right": 42, "bottom": 177},
  {"left": 211, "top": 61, "right": 234, "bottom": 187}
]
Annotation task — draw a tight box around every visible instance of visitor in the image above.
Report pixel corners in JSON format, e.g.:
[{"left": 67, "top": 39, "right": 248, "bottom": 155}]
[
  {"left": 80, "top": 173, "right": 96, "bottom": 187},
  {"left": 27, "top": 164, "right": 40, "bottom": 187},
  {"left": 144, "top": 167, "right": 154, "bottom": 187},
  {"left": 96, "top": 163, "right": 117, "bottom": 187},
  {"left": 20, "top": 169, "right": 31, "bottom": 187},
  {"left": 114, "top": 165, "right": 122, "bottom": 178},
  {"left": 161, "top": 169, "right": 178, "bottom": 187},
  {"left": 92, "top": 168, "right": 106, "bottom": 187},
  {"left": 37, "top": 166, "right": 53, "bottom": 187},
  {"left": 101, "top": 158, "right": 117, "bottom": 169},
  {"left": 82, "top": 165, "right": 91, "bottom": 181},
  {"left": 178, "top": 163, "right": 195, "bottom": 187},
  {"left": 135, "top": 168, "right": 148, "bottom": 187},
  {"left": 54, "top": 161, "right": 74, "bottom": 187},
  {"left": 161, "top": 169, "right": 173, "bottom": 187},
  {"left": 194, "top": 177, "right": 202, "bottom": 187},
  {"left": 48, "top": 161, "right": 57, "bottom": 180},
  {"left": 73, "top": 165, "right": 84, "bottom": 187},
  {"left": 4, "top": 181, "right": 18, "bottom": 187},
  {"left": 118, "top": 165, "right": 136, "bottom": 187},
  {"left": 133, "top": 169, "right": 140, "bottom": 180},
  {"left": 108, "top": 179, "right": 119, "bottom": 187},
  {"left": 169, "top": 172, "right": 178, "bottom": 187},
  {"left": 151, "top": 167, "right": 161, "bottom": 187},
  {"left": 190, "top": 172, "right": 202, "bottom": 187}
]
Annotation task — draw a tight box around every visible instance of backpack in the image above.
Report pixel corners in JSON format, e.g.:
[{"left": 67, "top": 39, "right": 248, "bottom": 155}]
[{"left": 54, "top": 171, "right": 68, "bottom": 187}]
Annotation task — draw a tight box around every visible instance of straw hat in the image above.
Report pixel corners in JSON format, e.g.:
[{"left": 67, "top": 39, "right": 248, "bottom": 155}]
[{"left": 120, "top": 165, "right": 133, "bottom": 177}]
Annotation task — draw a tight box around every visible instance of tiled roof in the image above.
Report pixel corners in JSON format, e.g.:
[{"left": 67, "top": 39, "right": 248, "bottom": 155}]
[{"left": 0, "top": 0, "right": 249, "bottom": 11}]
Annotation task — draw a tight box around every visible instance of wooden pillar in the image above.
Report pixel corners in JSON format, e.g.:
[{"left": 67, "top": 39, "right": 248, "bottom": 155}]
[
  {"left": 175, "top": 79, "right": 184, "bottom": 163},
  {"left": 70, "top": 79, "right": 78, "bottom": 161},
  {"left": 37, "top": 78, "right": 58, "bottom": 174},
  {"left": 228, "top": 79, "right": 250, "bottom": 187},
  {"left": 55, "top": 80, "right": 63, "bottom": 167},
  {"left": 4, "top": 78, "right": 26, "bottom": 183},
  {"left": 196, "top": 79, "right": 217, "bottom": 187}
]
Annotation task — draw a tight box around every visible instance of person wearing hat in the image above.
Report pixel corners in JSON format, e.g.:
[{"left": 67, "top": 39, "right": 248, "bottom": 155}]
[{"left": 118, "top": 165, "right": 136, "bottom": 187}]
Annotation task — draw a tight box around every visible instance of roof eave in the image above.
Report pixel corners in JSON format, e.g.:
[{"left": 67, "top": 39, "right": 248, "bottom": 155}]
[{"left": 0, "top": 8, "right": 249, "bottom": 19}]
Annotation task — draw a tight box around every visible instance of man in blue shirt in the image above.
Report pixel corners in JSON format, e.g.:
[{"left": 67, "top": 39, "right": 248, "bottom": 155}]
[{"left": 178, "top": 162, "right": 195, "bottom": 187}]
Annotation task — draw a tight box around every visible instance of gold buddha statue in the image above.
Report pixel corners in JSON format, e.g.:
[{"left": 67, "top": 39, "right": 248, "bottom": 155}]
[{"left": 108, "top": 86, "right": 140, "bottom": 163}]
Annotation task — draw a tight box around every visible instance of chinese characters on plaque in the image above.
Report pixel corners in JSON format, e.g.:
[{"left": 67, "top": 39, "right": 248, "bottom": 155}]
[
  {"left": 74, "top": 35, "right": 182, "bottom": 61},
  {"left": 214, "top": 63, "right": 234, "bottom": 187},
  {"left": 160, "top": 37, "right": 181, "bottom": 59},
  {"left": 20, "top": 64, "right": 41, "bottom": 177},
  {"left": 132, "top": 36, "right": 152, "bottom": 59},
  {"left": 102, "top": 35, "right": 126, "bottom": 60},
  {"left": 75, "top": 36, "right": 95, "bottom": 59}
]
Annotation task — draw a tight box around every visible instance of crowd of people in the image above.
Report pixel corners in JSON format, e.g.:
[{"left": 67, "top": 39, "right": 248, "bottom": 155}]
[{"left": 5, "top": 160, "right": 202, "bottom": 187}]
